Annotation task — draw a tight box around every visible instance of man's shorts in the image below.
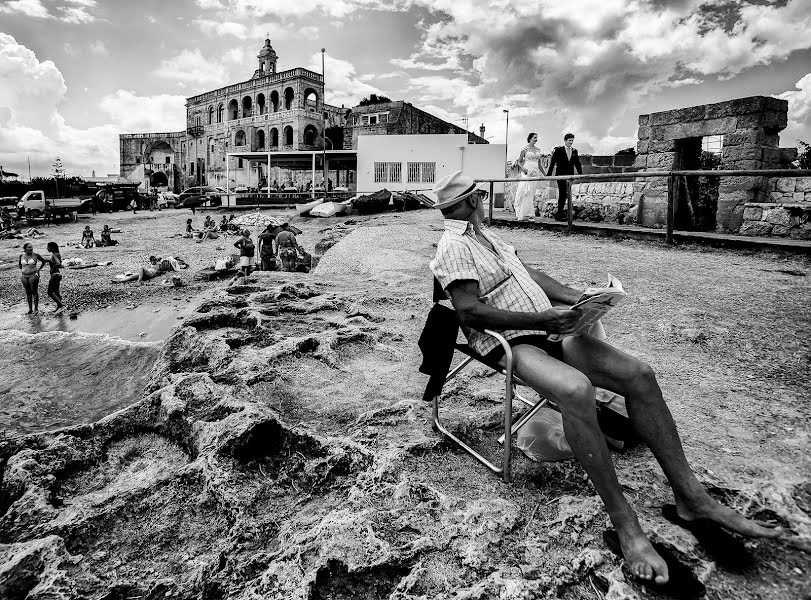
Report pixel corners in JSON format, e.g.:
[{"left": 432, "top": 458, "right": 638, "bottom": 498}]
[{"left": 484, "top": 334, "right": 564, "bottom": 363}]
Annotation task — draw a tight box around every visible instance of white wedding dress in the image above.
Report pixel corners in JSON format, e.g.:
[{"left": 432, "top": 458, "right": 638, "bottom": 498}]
[{"left": 514, "top": 145, "right": 542, "bottom": 220}]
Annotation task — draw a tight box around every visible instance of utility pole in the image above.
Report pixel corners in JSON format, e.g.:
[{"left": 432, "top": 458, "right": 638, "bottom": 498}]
[
  {"left": 321, "top": 48, "right": 328, "bottom": 195},
  {"left": 503, "top": 109, "right": 510, "bottom": 176}
]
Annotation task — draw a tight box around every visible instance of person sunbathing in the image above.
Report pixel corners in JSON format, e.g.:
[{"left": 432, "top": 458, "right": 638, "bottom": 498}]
[
  {"left": 428, "top": 172, "right": 779, "bottom": 589},
  {"left": 114, "top": 255, "right": 188, "bottom": 283}
]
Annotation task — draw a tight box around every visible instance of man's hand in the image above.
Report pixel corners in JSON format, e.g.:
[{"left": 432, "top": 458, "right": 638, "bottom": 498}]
[{"left": 537, "top": 307, "right": 582, "bottom": 334}]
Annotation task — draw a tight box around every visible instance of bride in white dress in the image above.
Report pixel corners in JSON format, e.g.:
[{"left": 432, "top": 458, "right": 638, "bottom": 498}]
[{"left": 514, "top": 132, "right": 543, "bottom": 221}]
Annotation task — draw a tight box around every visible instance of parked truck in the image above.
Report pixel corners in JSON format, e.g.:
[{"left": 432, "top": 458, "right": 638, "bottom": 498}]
[{"left": 17, "top": 191, "right": 93, "bottom": 219}]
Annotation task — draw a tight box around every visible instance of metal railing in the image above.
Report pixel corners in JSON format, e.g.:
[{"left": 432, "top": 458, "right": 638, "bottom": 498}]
[{"left": 477, "top": 169, "right": 811, "bottom": 243}]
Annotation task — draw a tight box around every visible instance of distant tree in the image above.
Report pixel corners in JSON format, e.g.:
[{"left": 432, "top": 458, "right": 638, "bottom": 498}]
[
  {"left": 615, "top": 147, "right": 636, "bottom": 157},
  {"left": 51, "top": 157, "right": 66, "bottom": 179},
  {"left": 797, "top": 140, "right": 811, "bottom": 169},
  {"left": 358, "top": 94, "right": 392, "bottom": 107}
]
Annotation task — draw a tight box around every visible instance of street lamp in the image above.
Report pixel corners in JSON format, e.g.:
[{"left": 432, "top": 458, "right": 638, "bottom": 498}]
[
  {"left": 502, "top": 109, "right": 509, "bottom": 176},
  {"left": 321, "top": 48, "right": 327, "bottom": 195}
]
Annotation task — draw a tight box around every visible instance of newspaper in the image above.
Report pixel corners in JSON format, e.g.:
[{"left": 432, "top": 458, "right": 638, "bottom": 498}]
[{"left": 547, "top": 274, "right": 627, "bottom": 341}]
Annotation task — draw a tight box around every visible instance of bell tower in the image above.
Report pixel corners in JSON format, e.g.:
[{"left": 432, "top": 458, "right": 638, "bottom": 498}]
[{"left": 256, "top": 38, "right": 278, "bottom": 77}]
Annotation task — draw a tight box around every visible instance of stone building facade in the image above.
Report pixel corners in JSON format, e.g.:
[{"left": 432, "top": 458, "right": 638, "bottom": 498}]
[
  {"left": 121, "top": 41, "right": 488, "bottom": 192},
  {"left": 121, "top": 39, "right": 344, "bottom": 191},
  {"left": 343, "top": 101, "right": 487, "bottom": 150}
]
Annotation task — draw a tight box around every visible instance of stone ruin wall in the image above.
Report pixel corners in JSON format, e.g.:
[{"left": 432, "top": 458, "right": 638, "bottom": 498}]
[
  {"left": 740, "top": 177, "right": 811, "bottom": 239},
  {"left": 634, "top": 96, "right": 791, "bottom": 234}
]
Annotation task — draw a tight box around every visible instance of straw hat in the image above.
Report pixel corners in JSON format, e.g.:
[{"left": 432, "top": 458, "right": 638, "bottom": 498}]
[{"left": 431, "top": 171, "right": 484, "bottom": 210}]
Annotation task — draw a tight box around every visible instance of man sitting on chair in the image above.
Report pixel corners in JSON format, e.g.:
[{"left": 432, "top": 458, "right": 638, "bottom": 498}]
[{"left": 428, "top": 171, "right": 777, "bottom": 586}]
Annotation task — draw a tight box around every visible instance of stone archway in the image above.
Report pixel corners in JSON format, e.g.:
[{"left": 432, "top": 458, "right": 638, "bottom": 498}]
[
  {"left": 633, "top": 96, "right": 788, "bottom": 232},
  {"left": 150, "top": 171, "right": 168, "bottom": 187}
]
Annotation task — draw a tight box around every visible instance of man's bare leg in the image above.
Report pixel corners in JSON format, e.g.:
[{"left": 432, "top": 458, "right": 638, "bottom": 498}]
[
  {"left": 561, "top": 335, "right": 779, "bottom": 538},
  {"left": 509, "top": 345, "right": 669, "bottom": 584}
]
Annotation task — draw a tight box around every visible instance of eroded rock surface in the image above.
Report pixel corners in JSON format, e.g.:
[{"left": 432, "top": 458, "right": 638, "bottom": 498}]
[{"left": 1, "top": 216, "right": 808, "bottom": 599}]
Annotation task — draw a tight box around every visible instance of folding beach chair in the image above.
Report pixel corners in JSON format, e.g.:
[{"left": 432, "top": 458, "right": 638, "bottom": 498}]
[{"left": 419, "top": 279, "right": 554, "bottom": 483}]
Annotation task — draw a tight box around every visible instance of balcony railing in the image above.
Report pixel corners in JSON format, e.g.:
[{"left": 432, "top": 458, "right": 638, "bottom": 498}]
[{"left": 187, "top": 125, "right": 204, "bottom": 136}]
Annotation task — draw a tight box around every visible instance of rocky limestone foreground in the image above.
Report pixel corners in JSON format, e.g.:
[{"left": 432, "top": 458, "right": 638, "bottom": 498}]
[{"left": 1, "top": 213, "right": 809, "bottom": 599}]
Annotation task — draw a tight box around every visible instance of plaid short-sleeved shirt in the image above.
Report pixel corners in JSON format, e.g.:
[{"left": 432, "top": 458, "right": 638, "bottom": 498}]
[{"left": 429, "top": 219, "right": 553, "bottom": 356}]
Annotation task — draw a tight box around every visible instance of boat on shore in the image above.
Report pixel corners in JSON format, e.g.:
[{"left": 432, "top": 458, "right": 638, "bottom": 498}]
[
  {"left": 309, "top": 201, "right": 350, "bottom": 218},
  {"left": 353, "top": 189, "right": 391, "bottom": 215},
  {"left": 295, "top": 197, "right": 325, "bottom": 215}
]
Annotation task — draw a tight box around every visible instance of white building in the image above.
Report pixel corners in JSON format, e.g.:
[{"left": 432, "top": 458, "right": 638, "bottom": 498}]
[{"left": 356, "top": 134, "right": 505, "bottom": 200}]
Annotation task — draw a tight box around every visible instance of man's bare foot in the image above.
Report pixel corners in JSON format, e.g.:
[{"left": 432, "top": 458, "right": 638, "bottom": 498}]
[
  {"left": 675, "top": 495, "right": 780, "bottom": 538},
  {"left": 615, "top": 519, "right": 669, "bottom": 584}
]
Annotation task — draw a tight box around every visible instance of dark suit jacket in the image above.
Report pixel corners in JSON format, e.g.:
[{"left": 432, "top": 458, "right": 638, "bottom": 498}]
[{"left": 546, "top": 146, "right": 583, "bottom": 176}]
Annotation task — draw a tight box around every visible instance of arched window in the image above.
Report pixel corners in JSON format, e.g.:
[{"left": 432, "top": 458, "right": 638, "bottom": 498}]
[
  {"left": 303, "top": 124, "right": 318, "bottom": 147},
  {"left": 242, "top": 96, "right": 252, "bottom": 118},
  {"left": 283, "top": 87, "right": 294, "bottom": 111},
  {"left": 217, "top": 103, "right": 224, "bottom": 123},
  {"left": 303, "top": 88, "right": 319, "bottom": 112},
  {"left": 257, "top": 129, "right": 265, "bottom": 149},
  {"left": 257, "top": 93, "right": 266, "bottom": 116},
  {"left": 283, "top": 125, "right": 293, "bottom": 146},
  {"left": 196, "top": 115, "right": 201, "bottom": 127},
  {"left": 235, "top": 130, "right": 246, "bottom": 146},
  {"left": 208, "top": 106, "right": 214, "bottom": 125},
  {"left": 270, "top": 90, "right": 279, "bottom": 112},
  {"left": 270, "top": 128, "right": 279, "bottom": 147},
  {"left": 229, "top": 99, "right": 239, "bottom": 120}
]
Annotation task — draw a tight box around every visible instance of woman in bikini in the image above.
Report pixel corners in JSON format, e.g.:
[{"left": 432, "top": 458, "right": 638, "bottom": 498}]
[
  {"left": 45, "top": 241, "right": 64, "bottom": 312},
  {"left": 19, "top": 242, "right": 47, "bottom": 314},
  {"left": 233, "top": 229, "right": 256, "bottom": 276}
]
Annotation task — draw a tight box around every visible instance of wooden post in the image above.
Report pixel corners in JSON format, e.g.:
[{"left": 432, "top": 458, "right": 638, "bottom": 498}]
[
  {"left": 566, "top": 179, "right": 573, "bottom": 233},
  {"left": 666, "top": 174, "right": 676, "bottom": 244},
  {"left": 488, "top": 181, "right": 494, "bottom": 225}
]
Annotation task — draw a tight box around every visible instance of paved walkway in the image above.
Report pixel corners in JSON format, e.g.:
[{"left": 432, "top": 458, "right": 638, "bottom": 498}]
[{"left": 489, "top": 211, "right": 811, "bottom": 254}]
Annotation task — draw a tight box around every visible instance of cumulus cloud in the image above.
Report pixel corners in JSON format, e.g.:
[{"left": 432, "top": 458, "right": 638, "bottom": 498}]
[
  {"left": 390, "top": 0, "right": 811, "bottom": 153},
  {"left": 0, "top": 0, "right": 98, "bottom": 23},
  {"left": 193, "top": 18, "right": 317, "bottom": 40},
  {"left": 193, "top": 0, "right": 397, "bottom": 19},
  {"left": 777, "top": 73, "right": 811, "bottom": 144},
  {"left": 154, "top": 48, "right": 248, "bottom": 86},
  {"left": 304, "top": 52, "right": 386, "bottom": 108},
  {"left": 0, "top": 34, "right": 185, "bottom": 177}
]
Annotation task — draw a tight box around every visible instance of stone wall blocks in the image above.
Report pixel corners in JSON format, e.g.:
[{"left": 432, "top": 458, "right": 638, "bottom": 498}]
[
  {"left": 636, "top": 140, "right": 650, "bottom": 154},
  {"left": 765, "top": 209, "right": 792, "bottom": 226},
  {"left": 646, "top": 152, "right": 678, "bottom": 169},
  {"left": 788, "top": 227, "right": 811, "bottom": 240},
  {"left": 724, "top": 130, "right": 765, "bottom": 146},
  {"left": 770, "top": 224, "right": 791, "bottom": 236},
  {"left": 651, "top": 106, "right": 706, "bottom": 126},
  {"left": 721, "top": 145, "right": 762, "bottom": 162},
  {"left": 729, "top": 160, "right": 763, "bottom": 170},
  {"left": 638, "top": 114, "right": 650, "bottom": 126},
  {"left": 793, "top": 192, "right": 806, "bottom": 203},
  {"left": 738, "top": 221, "right": 774, "bottom": 236},
  {"left": 633, "top": 155, "right": 648, "bottom": 168},
  {"left": 735, "top": 114, "right": 763, "bottom": 130},
  {"left": 637, "top": 126, "right": 650, "bottom": 140},
  {"left": 797, "top": 178, "right": 811, "bottom": 192},
  {"left": 762, "top": 111, "right": 788, "bottom": 131},
  {"left": 651, "top": 140, "right": 678, "bottom": 153},
  {"left": 775, "top": 177, "right": 796, "bottom": 192},
  {"left": 743, "top": 206, "right": 763, "bottom": 221},
  {"left": 769, "top": 191, "right": 789, "bottom": 202},
  {"left": 719, "top": 176, "right": 765, "bottom": 193}
]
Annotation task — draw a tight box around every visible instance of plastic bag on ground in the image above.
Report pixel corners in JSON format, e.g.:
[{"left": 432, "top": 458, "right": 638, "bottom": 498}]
[{"left": 516, "top": 405, "right": 574, "bottom": 462}]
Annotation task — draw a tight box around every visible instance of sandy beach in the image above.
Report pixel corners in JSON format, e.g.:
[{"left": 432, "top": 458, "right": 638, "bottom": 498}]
[{"left": 0, "top": 208, "right": 809, "bottom": 599}]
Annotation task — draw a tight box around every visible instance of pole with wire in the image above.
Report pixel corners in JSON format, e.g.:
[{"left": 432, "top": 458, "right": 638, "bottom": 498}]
[
  {"left": 321, "top": 48, "right": 328, "bottom": 195},
  {"left": 502, "top": 109, "right": 509, "bottom": 176}
]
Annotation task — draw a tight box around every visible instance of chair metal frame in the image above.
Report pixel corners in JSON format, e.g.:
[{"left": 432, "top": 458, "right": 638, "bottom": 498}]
[{"left": 431, "top": 329, "right": 552, "bottom": 483}]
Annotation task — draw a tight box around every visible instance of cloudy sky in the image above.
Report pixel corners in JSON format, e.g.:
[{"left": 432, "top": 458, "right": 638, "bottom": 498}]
[{"left": 1, "top": 0, "right": 810, "bottom": 177}]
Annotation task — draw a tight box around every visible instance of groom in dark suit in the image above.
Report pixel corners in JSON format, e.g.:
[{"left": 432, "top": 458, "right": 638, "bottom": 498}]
[{"left": 547, "top": 133, "right": 583, "bottom": 221}]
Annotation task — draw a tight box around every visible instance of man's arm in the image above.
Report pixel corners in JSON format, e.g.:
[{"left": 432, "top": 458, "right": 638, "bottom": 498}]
[
  {"left": 523, "top": 264, "right": 581, "bottom": 305},
  {"left": 446, "top": 280, "right": 580, "bottom": 334},
  {"left": 546, "top": 149, "right": 557, "bottom": 176},
  {"left": 573, "top": 150, "right": 583, "bottom": 175}
]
